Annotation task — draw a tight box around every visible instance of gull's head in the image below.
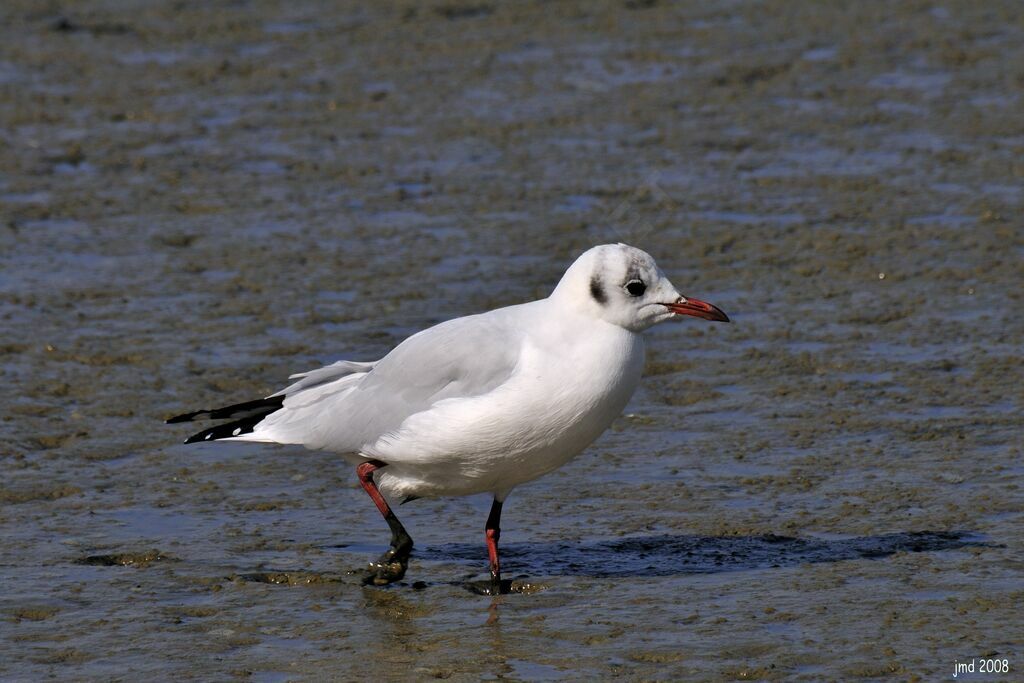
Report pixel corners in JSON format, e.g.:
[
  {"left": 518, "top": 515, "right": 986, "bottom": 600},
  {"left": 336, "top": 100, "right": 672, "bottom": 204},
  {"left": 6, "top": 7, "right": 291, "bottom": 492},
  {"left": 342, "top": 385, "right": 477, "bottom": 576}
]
[{"left": 551, "top": 243, "right": 729, "bottom": 332}]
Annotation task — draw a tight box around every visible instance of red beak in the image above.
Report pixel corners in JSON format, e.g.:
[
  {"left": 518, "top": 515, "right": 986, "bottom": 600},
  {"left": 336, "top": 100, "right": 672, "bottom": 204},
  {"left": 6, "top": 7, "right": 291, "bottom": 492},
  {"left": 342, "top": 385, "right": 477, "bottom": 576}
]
[{"left": 664, "top": 296, "right": 730, "bottom": 322}]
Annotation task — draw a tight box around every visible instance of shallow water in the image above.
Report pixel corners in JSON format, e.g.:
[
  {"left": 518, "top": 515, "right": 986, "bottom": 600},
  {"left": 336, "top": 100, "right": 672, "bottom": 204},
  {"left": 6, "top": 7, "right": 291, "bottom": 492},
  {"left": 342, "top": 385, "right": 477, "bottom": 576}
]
[{"left": 2, "top": 1, "right": 1022, "bottom": 680}]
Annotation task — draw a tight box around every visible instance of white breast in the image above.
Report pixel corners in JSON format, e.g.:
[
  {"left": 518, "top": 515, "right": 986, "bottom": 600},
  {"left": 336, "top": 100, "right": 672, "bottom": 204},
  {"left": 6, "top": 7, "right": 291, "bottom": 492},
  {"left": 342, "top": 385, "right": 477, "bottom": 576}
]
[{"left": 367, "top": 313, "right": 646, "bottom": 500}]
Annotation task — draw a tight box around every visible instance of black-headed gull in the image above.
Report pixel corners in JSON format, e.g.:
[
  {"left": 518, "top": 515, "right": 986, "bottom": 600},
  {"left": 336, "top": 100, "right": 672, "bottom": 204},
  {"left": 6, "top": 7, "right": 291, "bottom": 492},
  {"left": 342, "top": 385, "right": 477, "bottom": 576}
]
[{"left": 168, "top": 243, "right": 728, "bottom": 592}]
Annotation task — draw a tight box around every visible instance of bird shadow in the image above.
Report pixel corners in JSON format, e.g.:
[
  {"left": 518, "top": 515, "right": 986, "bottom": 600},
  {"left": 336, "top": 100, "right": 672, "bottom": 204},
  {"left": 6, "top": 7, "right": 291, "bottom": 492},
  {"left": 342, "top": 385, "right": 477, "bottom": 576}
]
[{"left": 417, "top": 530, "right": 991, "bottom": 578}]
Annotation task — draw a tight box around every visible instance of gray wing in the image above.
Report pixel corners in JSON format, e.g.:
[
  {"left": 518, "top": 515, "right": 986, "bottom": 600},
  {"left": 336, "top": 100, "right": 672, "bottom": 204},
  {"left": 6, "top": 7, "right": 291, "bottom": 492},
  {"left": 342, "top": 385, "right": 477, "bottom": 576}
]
[{"left": 246, "top": 306, "right": 525, "bottom": 451}]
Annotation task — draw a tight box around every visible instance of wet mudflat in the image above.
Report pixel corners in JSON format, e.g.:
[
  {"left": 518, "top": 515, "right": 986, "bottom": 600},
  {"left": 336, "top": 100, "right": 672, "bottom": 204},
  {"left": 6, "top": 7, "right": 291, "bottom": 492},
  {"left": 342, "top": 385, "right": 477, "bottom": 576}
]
[{"left": 1, "top": 1, "right": 1022, "bottom": 680}]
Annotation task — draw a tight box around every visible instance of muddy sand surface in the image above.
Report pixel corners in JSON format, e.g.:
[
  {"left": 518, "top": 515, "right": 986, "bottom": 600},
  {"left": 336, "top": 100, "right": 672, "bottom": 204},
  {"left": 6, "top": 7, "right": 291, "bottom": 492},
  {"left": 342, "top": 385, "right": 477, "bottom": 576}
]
[{"left": 1, "top": 1, "right": 1022, "bottom": 680}]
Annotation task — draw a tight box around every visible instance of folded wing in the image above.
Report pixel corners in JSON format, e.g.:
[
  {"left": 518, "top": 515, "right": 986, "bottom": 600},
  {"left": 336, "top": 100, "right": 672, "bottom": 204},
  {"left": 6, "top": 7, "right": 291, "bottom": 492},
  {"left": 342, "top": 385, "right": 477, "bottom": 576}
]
[{"left": 240, "top": 308, "right": 524, "bottom": 452}]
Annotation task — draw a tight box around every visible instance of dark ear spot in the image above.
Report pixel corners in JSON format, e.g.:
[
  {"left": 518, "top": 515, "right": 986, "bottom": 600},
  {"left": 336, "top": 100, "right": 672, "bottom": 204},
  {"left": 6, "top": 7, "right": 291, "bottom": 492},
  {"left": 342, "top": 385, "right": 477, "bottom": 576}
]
[{"left": 590, "top": 275, "right": 607, "bottom": 305}]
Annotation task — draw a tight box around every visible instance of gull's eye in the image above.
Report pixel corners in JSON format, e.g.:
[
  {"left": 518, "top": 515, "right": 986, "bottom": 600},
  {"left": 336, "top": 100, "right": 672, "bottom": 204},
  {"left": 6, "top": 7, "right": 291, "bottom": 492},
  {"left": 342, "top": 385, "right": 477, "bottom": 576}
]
[{"left": 625, "top": 279, "right": 646, "bottom": 297}]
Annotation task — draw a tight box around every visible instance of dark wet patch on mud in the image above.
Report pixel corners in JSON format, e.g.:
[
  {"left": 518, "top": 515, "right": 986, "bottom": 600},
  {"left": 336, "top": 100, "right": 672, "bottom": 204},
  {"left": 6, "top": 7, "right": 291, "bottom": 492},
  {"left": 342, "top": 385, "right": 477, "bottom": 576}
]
[
  {"left": 75, "top": 549, "right": 174, "bottom": 568},
  {"left": 424, "top": 531, "right": 987, "bottom": 578},
  {"left": 229, "top": 570, "right": 348, "bottom": 586}
]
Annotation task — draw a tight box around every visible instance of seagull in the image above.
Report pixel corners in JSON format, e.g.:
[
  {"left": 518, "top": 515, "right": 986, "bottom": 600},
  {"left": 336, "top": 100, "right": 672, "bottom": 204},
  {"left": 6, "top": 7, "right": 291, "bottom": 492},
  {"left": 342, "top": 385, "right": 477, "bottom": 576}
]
[{"left": 167, "top": 243, "right": 729, "bottom": 593}]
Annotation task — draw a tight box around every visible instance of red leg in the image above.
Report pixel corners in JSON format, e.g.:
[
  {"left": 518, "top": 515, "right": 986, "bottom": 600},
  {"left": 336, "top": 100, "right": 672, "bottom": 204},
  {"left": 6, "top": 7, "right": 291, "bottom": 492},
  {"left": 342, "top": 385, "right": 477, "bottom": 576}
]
[
  {"left": 356, "top": 460, "right": 393, "bottom": 517},
  {"left": 486, "top": 498, "right": 503, "bottom": 594},
  {"left": 356, "top": 459, "right": 413, "bottom": 586}
]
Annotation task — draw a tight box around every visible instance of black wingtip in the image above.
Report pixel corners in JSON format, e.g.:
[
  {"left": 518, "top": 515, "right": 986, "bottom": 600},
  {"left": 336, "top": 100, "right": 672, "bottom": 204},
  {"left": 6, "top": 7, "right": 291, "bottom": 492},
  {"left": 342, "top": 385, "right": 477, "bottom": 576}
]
[
  {"left": 183, "top": 431, "right": 212, "bottom": 445},
  {"left": 166, "top": 396, "right": 285, "bottom": 425},
  {"left": 183, "top": 427, "right": 221, "bottom": 444},
  {"left": 170, "top": 396, "right": 285, "bottom": 445},
  {"left": 181, "top": 410, "right": 279, "bottom": 444},
  {"left": 166, "top": 409, "right": 210, "bottom": 424}
]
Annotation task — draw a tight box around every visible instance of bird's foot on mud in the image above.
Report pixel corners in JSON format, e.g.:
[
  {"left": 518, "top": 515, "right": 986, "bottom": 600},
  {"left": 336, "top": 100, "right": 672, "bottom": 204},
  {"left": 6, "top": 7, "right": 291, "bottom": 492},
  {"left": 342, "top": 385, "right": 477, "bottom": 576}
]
[{"left": 362, "top": 543, "right": 412, "bottom": 586}]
